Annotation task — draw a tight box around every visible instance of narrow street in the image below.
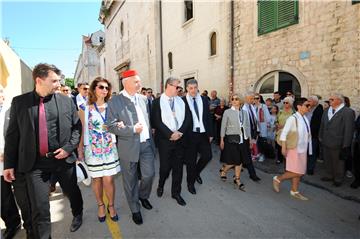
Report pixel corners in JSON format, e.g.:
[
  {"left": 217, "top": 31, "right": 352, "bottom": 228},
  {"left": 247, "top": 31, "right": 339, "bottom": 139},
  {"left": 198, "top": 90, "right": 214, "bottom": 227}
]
[{"left": 10, "top": 146, "right": 360, "bottom": 239}]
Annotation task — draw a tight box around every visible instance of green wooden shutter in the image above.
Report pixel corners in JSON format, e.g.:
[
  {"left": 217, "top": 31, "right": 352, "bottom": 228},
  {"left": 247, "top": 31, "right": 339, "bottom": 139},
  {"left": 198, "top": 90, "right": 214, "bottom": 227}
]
[
  {"left": 278, "top": 0, "right": 298, "bottom": 28},
  {"left": 258, "top": 0, "right": 277, "bottom": 35}
]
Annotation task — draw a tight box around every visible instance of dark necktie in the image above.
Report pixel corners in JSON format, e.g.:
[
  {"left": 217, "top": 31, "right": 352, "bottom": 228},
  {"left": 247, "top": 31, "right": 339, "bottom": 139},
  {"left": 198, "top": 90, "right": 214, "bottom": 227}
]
[
  {"left": 39, "top": 98, "right": 48, "bottom": 156},
  {"left": 332, "top": 108, "right": 335, "bottom": 114},
  {"left": 248, "top": 105, "right": 256, "bottom": 128},
  {"left": 193, "top": 97, "right": 200, "bottom": 120}
]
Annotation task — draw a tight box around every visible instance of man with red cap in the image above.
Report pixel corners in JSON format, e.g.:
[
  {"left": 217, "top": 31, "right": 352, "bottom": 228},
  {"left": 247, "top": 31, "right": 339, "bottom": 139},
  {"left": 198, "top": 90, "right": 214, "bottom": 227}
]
[{"left": 107, "top": 70, "right": 156, "bottom": 225}]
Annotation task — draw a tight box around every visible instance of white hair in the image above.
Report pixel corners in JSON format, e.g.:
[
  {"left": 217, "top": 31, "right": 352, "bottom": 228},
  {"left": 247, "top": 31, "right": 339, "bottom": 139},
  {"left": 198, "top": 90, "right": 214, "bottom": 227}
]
[
  {"left": 331, "top": 93, "right": 344, "bottom": 103},
  {"left": 308, "top": 95, "right": 319, "bottom": 103},
  {"left": 283, "top": 96, "right": 294, "bottom": 105}
]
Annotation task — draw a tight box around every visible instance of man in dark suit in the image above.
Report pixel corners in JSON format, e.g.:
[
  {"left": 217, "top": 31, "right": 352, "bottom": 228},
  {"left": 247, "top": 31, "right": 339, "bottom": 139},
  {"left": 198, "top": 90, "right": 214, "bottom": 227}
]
[
  {"left": 319, "top": 93, "right": 355, "bottom": 186},
  {"left": 151, "top": 77, "right": 191, "bottom": 206},
  {"left": 306, "top": 95, "right": 323, "bottom": 175},
  {"left": 3, "top": 63, "right": 83, "bottom": 239},
  {"left": 183, "top": 79, "right": 213, "bottom": 194}
]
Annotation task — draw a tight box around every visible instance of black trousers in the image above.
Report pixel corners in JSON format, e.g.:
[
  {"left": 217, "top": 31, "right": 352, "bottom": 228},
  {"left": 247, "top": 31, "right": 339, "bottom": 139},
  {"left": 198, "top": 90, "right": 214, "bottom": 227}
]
[
  {"left": 353, "top": 142, "right": 360, "bottom": 182},
  {"left": 244, "top": 139, "right": 258, "bottom": 178},
  {"left": 184, "top": 132, "right": 212, "bottom": 185},
  {"left": 158, "top": 139, "right": 185, "bottom": 196},
  {"left": 1, "top": 176, "right": 21, "bottom": 230},
  {"left": 25, "top": 163, "right": 83, "bottom": 239}
]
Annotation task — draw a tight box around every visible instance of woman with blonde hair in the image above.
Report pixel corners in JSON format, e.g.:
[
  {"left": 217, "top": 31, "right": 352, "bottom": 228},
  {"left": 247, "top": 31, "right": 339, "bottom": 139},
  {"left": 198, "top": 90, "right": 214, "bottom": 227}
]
[
  {"left": 219, "top": 93, "right": 251, "bottom": 191},
  {"left": 78, "top": 77, "right": 120, "bottom": 222}
]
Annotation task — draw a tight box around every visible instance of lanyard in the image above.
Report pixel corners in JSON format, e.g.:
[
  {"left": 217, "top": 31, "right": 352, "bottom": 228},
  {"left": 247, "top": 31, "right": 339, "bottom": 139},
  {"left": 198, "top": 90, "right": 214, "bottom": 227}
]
[{"left": 93, "top": 103, "right": 107, "bottom": 123}]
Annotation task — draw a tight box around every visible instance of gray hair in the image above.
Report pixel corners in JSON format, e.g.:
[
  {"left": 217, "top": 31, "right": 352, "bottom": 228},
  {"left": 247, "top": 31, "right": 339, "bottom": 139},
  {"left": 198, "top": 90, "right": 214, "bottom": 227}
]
[
  {"left": 308, "top": 95, "right": 319, "bottom": 103},
  {"left": 186, "top": 79, "right": 198, "bottom": 87},
  {"left": 331, "top": 93, "right": 345, "bottom": 103},
  {"left": 283, "top": 96, "right": 294, "bottom": 105},
  {"left": 165, "top": 76, "right": 180, "bottom": 89},
  {"left": 245, "top": 91, "right": 255, "bottom": 97}
]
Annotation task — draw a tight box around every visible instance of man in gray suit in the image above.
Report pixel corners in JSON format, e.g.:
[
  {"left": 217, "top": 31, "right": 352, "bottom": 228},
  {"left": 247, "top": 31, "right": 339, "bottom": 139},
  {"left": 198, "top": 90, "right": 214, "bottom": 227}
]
[
  {"left": 107, "top": 70, "right": 156, "bottom": 225},
  {"left": 319, "top": 93, "right": 355, "bottom": 186}
]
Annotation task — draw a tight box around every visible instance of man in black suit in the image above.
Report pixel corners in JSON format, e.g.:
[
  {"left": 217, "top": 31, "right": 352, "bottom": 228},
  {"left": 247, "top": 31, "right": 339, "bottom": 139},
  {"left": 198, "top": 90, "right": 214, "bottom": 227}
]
[
  {"left": 151, "top": 77, "right": 191, "bottom": 206},
  {"left": 3, "top": 63, "right": 83, "bottom": 239},
  {"left": 183, "top": 79, "right": 213, "bottom": 194},
  {"left": 306, "top": 95, "right": 323, "bottom": 175}
]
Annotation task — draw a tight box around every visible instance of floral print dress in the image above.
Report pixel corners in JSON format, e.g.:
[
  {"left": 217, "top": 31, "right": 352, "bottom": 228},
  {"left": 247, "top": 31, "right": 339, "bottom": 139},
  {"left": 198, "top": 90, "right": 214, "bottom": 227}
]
[{"left": 84, "top": 104, "right": 120, "bottom": 178}]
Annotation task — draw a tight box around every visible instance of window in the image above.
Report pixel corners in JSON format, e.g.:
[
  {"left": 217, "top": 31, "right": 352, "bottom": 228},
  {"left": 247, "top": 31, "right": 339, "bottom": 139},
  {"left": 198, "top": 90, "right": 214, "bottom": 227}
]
[
  {"left": 168, "top": 52, "right": 173, "bottom": 70},
  {"left": 120, "top": 21, "right": 124, "bottom": 37},
  {"left": 353, "top": 0, "right": 360, "bottom": 5},
  {"left": 258, "top": 0, "right": 299, "bottom": 35},
  {"left": 99, "top": 37, "right": 104, "bottom": 43},
  {"left": 184, "top": 1, "right": 193, "bottom": 22},
  {"left": 210, "top": 32, "right": 217, "bottom": 56}
]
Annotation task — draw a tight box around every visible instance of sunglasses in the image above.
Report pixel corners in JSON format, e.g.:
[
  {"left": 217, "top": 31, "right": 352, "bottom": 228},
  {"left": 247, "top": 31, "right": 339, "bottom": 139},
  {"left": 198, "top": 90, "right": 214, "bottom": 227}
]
[
  {"left": 147, "top": 91, "right": 152, "bottom": 94},
  {"left": 82, "top": 87, "right": 89, "bottom": 91},
  {"left": 62, "top": 90, "right": 69, "bottom": 92},
  {"left": 97, "top": 85, "right": 109, "bottom": 90},
  {"left": 231, "top": 97, "right": 240, "bottom": 101},
  {"left": 284, "top": 102, "right": 290, "bottom": 104},
  {"left": 254, "top": 97, "right": 260, "bottom": 100}
]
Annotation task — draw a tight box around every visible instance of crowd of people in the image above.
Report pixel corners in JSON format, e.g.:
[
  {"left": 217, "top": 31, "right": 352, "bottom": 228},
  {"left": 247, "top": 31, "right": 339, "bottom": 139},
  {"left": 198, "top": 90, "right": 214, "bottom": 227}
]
[{"left": 1, "top": 63, "right": 359, "bottom": 239}]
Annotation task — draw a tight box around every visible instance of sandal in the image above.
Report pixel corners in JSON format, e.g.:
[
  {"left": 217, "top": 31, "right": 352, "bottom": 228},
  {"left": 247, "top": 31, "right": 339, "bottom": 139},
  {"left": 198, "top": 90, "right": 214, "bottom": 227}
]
[
  {"left": 107, "top": 204, "right": 119, "bottom": 222},
  {"left": 272, "top": 176, "right": 280, "bottom": 193},
  {"left": 98, "top": 203, "right": 106, "bottom": 223},
  {"left": 233, "top": 177, "right": 246, "bottom": 192},
  {"left": 220, "top": 169, "right": 227, "bottom": 181}
]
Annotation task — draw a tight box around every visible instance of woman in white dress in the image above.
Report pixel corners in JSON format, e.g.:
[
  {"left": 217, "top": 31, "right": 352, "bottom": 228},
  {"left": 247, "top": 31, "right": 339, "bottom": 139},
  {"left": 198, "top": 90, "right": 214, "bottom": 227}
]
[{"left": 78, "top": 77, "right": 120, "bottom": 222}]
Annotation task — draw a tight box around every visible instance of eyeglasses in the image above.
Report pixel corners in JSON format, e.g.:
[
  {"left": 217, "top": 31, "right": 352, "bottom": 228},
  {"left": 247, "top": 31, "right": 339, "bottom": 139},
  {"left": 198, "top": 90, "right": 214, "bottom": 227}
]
[
  {"left": 284, "top": 102, "right": 290, "bottom": 104},
  {"left": 254, "top": 97, "right": 260, "bottom": 100},
  {"left": 147, "top": 91, "right": 152, "bottom": 94},
  {"left": 97, "top": 85, "right": 109, "bottom": 90},
  {"left": 62, "top": 90, "right": 69, "bottom": 92},
  {"left": 231, "top": 97, "right": 240, "bottom": 101},
  {"left": 82, "top": 87, "right": 89, "bottom": 91}
]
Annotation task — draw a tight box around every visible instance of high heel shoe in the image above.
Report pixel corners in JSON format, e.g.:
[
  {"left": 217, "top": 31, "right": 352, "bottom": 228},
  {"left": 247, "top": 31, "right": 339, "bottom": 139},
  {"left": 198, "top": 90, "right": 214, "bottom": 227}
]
[
  {"left": 219, "top": 169, "right": 227, "bottom": 181},
  {"left": 107, "top": 204, "right": 119, "bottom": 222},
  {"left": 98, "top": 204, "right": 106, "bottom": 223},
  {"left": 233, "top": 177, "right": 245, "bottom": 192}
]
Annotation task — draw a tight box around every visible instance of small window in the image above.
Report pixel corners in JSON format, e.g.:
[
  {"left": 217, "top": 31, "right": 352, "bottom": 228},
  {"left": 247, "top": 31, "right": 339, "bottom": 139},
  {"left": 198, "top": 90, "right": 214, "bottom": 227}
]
[
  {"left": 353, "top": 0, "right": 360, "bottom": 4},
  {"left": 210, "top": 32, "right": 217, "bottom": 56},
  {"left": 258, "top": 0, "right": 299, "bottom": 35},
  {"left": 120, "top": 21, "right": 124, "bottom": 37},
  {"left": 184, "top": 1, "right": 193, "bottom": 22},
  {"left": 168, "top": 52, "right": 173, "bottom": 70},
  {"left": 99, "top": 37, "right": 104, "bottom": 43}
]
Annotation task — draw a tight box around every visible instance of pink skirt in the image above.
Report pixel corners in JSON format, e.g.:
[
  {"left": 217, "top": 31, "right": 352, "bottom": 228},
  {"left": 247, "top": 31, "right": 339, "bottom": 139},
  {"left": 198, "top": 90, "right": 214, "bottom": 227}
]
[{"left": 285, "top": 148, "right": 307, "bottom": 175}]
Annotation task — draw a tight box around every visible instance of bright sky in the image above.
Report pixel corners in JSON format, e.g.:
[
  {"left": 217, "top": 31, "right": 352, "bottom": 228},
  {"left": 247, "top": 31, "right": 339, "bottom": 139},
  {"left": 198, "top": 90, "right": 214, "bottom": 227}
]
[{"left": 1, "top": 0, "right": 104, "bottom": 78}]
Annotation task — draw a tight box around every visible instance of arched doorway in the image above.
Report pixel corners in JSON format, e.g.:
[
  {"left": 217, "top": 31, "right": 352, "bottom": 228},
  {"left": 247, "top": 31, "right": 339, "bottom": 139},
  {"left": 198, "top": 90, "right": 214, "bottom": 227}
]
[{"left": 256, "top": 71, "right": 301, "bottom": 99}]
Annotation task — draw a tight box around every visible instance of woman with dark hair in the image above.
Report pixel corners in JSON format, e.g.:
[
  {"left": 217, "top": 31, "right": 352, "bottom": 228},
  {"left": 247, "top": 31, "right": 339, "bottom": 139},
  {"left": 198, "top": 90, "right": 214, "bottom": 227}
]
[
  {"left": 78, "top": 77, "right": 120, "bottom": 222},
  {"left": 273, "top": 98, "right": 312, "bottom": 200}
]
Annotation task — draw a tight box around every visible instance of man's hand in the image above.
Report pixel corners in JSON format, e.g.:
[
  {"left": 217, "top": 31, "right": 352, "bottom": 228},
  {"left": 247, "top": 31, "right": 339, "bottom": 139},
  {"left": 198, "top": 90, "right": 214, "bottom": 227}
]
[
  {"left": 134, "top": 123, "right": 143, "bottom": 134},
  {"left": 170, "top": 131, "right": 183, "bottom": 141},
  {"left": 116, "top": 121, "right": 125, "bottom": 129},
  {"left": 209, "top": 137, "right": 213, "bottom": 143},
  {"left": 54, "top": 148, "right": 70, "bottom": 160},
  {"left": 3, "top": 168, "right": 15, "bottom": 182}
]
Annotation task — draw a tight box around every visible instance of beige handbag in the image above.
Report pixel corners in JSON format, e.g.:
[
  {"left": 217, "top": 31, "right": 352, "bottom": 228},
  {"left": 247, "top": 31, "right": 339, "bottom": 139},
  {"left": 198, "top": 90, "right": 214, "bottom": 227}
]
[{"left": 277, "top": 115, "right": 298, "bottom": 149}]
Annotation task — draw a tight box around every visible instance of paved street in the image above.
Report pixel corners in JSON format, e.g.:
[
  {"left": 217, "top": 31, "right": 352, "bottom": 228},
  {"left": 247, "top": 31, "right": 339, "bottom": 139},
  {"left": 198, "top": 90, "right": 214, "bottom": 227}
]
[{"left": 6, "top": 146, "right": 360, "bottom": 239}]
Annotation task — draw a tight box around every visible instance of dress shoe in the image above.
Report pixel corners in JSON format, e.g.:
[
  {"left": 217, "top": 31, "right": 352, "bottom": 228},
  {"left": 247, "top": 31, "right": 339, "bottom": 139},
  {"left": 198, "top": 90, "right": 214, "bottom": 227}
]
[
  {"left": 156, "top": 187, "right": 163, "bottom": 197},
  {"left": 172, "top": 194, "right": 186, "bottom": 206},
  {"left": 70, "top": 213, "right": 82, "bottom": 232},
  {"left": 196, "top": 176, "right": 203, "bottom": 184},
  {"left": 320, "top": 177, "right": 333, "bottom": 182},
  {"left": 350, "top": 180, "right": 360, "bottom": 189},
  {"left": 3, "top": 223, "right": 21, "bottom": 239},
  {"left": 132, "top": 212, "right": 143, "bottom": 225},
  {"left": 250, "top": 175, "right": 261, "bottom": 182},
  {"left": 139, "top": 198, "right": 153, "bottom": 210},
  {"left": 187, "top": 184, "right": 196, "bottom": 194}
]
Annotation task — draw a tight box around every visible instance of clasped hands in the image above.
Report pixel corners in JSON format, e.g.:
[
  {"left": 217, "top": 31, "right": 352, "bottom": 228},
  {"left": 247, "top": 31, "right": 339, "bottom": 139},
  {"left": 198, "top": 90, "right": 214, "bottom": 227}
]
[{"left": 170, "top": 131, "right": 183, "bottom": 141}]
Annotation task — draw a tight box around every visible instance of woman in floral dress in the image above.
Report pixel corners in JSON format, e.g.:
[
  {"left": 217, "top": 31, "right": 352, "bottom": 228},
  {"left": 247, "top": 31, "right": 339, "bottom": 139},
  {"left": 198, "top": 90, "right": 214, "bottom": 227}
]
[{"left": 78, "top": 77, "right": 120, "bottom": 222}]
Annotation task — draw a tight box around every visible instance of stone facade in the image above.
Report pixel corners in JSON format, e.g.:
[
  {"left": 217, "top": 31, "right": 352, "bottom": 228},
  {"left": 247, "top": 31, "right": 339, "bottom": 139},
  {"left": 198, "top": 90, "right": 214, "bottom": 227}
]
[
  {"left": 99, "top": 0, "right": 162, "bottom": 93},
  {"left": 74, "top": 30, "right": 104, "bottom": 86},
  {"left": 161, "top": 1, "right": 231, "bottom": 98},
  {"left": 233, "top": 0, "right": 360, "bottom": 108}
]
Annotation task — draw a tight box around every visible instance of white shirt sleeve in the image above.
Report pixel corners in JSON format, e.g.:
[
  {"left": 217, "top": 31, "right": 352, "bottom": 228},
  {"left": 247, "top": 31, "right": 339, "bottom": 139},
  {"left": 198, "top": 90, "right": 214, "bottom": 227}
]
[{"left": 280, "top": 115, "right": 295, "bottom": 141}]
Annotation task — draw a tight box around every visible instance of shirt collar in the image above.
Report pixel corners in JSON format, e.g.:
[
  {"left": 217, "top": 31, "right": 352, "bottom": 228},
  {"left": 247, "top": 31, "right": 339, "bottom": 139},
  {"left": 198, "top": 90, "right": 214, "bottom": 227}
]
[
  {"left": 34, "top": 90, "right": 53, "bottom": 102},
  {"left": 121, "top": 90, "right": 137, "bottom": 101}
]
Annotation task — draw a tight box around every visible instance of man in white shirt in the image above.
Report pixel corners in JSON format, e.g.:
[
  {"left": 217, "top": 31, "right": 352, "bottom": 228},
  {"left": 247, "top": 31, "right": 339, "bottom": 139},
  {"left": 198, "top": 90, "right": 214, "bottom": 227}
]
[
  {"left": 182, "top": 79, "right": 213, "bottom": 194},
  {"left": 151, "top": 77, "right": 192, "bottom": 206},
  {"left": 107, "top": 70, "right": 156, "bottom": 225},
  {"left": 75, "top": 83, "right": 89, "bottom": 111}
]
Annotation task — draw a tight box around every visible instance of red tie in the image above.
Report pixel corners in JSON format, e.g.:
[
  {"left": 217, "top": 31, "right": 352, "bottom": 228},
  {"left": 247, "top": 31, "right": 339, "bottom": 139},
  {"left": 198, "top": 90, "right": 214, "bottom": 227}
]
[{"left": 39, "top": 98, "right": 48, "bottom": 156}]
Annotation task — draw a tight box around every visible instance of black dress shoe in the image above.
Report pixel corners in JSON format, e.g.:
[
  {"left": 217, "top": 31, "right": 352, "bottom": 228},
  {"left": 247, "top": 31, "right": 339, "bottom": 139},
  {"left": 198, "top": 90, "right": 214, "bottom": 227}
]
[
  {"left": 3, "top": 223, "right": 21, "bottom": 239},
  {"left": 70, "top": 214, "right": 82, "bottom": 232},
  {"left": 172, "top": 195, "right": 186, "bottom": 206},
  {"left": 188, "top": 184, "right": 196, "bottom": 194},
  {"left": 350, "top": 180, "right": 360, "bottom": 189},
  {"left": 132, "top": 212, "right": 143, "bottom": 225},
  {"left": 139, "top": 198, "right": 153, "bottom": 210},
  {"left": 250, "top": 175, "right": 261, "bottom": 182},
  {"left": 196, "top": 176, "right": 203, "bottom": 184},
  {"left": 157, "top": 187, "right": 163, "bottom": 197}
]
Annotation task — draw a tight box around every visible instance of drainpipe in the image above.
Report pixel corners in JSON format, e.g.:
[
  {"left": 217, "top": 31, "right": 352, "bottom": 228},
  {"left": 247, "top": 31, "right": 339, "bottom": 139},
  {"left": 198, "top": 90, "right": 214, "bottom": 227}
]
[
  {"left": 159, "top": 0, "right": 164, "bottom": 93},
  {"left": 230, "top": 0, "right": 234, "bottom": 96}
]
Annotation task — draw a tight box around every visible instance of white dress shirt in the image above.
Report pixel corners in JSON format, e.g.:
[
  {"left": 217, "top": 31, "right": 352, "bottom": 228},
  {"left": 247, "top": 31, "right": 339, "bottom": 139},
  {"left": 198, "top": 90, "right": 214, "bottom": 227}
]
[
  {"left": 186, "top": 93, "right": 205, "bottom": 133},
  {"left": 328, "top": 103, "right": 345, "bottom": 121}
]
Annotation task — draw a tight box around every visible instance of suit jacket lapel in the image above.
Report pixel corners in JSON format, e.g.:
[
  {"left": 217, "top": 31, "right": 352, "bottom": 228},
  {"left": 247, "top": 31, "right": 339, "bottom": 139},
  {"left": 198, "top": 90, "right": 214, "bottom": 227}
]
[{"left": 27, "top": 93, "right": 36, "bottom": 131}]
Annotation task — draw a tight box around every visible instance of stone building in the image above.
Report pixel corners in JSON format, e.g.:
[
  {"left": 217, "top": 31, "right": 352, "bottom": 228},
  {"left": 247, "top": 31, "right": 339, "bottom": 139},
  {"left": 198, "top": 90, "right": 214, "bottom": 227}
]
[
  {"left": 74, "top": 30, "right": 105, "bottom": 86},
  {"left": 233, "top": 0, "right": 360, "bottom": 106},
  {"left": 99, "top": 0, "right": 162, "bottom": 93}
]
